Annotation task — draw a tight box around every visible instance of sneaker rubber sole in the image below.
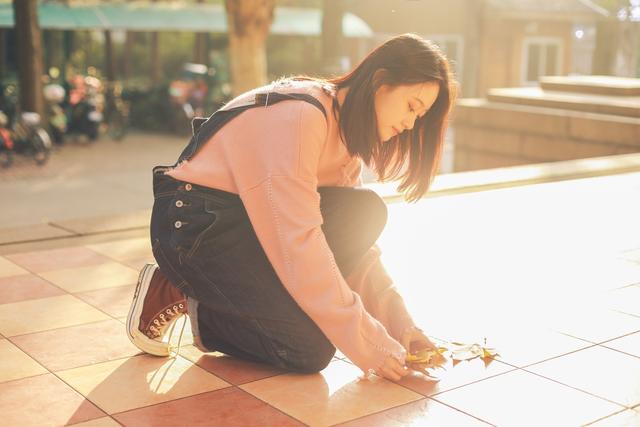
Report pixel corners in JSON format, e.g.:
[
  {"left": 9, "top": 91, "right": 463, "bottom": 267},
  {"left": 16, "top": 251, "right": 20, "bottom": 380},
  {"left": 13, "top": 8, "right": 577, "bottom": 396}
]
[{"left": 126, "top": 263, "right": 172, "bottom": 356}]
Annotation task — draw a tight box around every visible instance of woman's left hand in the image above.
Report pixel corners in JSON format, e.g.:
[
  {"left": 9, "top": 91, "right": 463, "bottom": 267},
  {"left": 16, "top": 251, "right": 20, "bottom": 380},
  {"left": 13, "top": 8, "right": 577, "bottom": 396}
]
[{"left": 400, "top": 326, "right": 439, "bottom": 355}]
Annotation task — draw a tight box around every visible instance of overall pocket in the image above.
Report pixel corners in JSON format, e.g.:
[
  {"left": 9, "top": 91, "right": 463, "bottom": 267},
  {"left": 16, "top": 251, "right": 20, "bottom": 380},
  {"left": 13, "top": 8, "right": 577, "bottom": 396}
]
[
  {"left": 190, "top": 195, "right": 257, "bottom": 263},
  {"left": 167, "top": 189, "right": 218, "bottom": 263}
]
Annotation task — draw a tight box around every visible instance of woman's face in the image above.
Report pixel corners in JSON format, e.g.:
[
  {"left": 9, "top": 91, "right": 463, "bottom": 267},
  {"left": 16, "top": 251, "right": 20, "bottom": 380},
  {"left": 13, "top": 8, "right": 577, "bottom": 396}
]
[{"left": 374, "top": 81, "right": 440, "bottom": 142}]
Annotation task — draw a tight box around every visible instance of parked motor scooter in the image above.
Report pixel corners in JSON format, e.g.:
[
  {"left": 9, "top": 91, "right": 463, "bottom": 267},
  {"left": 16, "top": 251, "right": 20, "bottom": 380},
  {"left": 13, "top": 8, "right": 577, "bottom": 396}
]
[
  {"left": 66, "top": 75, "right": 102, "bottom": 142},
  {"left": 0, "top": 82, "right": 53, "bottom": 167},
  {"left": 43, "top": 82, "right": 67, "bottom": 145},
  {"left": 0, "top": 110, "right": 53, "bottom": 167},
  {"left": 0, "top": 111, "right": 13, "bottom": 168}
]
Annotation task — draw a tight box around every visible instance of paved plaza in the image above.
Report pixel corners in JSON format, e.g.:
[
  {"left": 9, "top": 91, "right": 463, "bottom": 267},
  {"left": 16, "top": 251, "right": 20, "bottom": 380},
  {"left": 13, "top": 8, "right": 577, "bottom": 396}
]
[{"left": 1, "top": 156, "right": 639, "bottom": 425}]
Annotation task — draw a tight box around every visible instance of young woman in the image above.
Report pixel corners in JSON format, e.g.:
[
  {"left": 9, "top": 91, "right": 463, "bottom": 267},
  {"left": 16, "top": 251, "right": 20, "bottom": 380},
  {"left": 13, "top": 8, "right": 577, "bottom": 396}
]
[{"left": 126, "top": 33, "right": 456, "bottom": 382}]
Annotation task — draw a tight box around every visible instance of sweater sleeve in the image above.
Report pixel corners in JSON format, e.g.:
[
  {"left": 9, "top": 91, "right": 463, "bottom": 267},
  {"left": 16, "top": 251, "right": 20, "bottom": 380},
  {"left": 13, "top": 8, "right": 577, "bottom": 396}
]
[
  {"left": 233, "top": 103, "right": 407, "bottom": 373},
  {"left": 344, "top": 244, "right": 417, "bottom": 341}
]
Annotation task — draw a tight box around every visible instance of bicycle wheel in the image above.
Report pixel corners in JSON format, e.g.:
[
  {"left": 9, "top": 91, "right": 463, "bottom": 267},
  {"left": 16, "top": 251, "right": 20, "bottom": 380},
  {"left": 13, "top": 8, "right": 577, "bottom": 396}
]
[
  {"left": 0, "top": 149, "right": 12, "bottom": 168},
  {"left": 32, "top": 128, "right": 52, "bottom": 165}
]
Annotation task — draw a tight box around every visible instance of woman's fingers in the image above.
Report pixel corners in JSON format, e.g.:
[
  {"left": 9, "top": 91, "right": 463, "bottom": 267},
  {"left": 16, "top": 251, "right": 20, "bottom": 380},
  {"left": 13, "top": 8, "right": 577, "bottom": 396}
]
[
  {"left": 401, "top": 335, "right": 411, "bottom": 353},
  {"left": 378, "top": 366, "right": 401, "bottom": 381},
  {"left": 377, "top": 356, "right": 409, "bottom": 381},
  {"left": 404, "top": 327, "right": 439, "bottom": 354},
  {"left": 393, "top": 363, "right": 410, "bottom": 378}
]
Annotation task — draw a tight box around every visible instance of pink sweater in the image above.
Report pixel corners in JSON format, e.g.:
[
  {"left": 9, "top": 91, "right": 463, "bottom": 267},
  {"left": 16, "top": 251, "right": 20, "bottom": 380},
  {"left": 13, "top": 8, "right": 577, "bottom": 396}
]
[{"left": 167, "top": 80, "right": 415, "bottom": 373}]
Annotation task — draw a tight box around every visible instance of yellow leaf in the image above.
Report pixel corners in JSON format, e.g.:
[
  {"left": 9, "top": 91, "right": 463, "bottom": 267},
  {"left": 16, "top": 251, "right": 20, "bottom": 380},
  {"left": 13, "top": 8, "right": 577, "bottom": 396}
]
[{"left": 406, "top": 347, "right": 447, "bottom": 371}]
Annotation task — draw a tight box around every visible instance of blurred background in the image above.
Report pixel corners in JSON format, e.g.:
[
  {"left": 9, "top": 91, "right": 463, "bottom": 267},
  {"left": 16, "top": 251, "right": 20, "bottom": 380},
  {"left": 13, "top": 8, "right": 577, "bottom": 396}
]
[{"left": 1, "top": 0, "right": 639, "bottom": 228}]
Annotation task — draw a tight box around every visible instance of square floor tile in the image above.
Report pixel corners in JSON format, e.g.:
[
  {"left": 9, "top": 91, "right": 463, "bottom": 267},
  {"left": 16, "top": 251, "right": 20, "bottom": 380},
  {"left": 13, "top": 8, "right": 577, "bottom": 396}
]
[
  {"left": 56, "top": 354, "right": 230, "bottom": 414},
  {"left": 336, "top": 398, "right": 491, "bottom": 426},
  {"left": 580, "top": 258, "right": 640, "bottom": 291},
  {"left": 87, "top": 238, "right": 153, "bottom": 263},
  {"left": 551, "top": 306, "right": 640, "bottom": 343},
  {"left": 434, "top": 369, "right": 622, "bottom": 427},
  {"left": 241, "top": 359, "right": 423, "bottom": 426},
  {"left": 526, "top": 345, "right": 640, "bottom": 407},
  {"left": 67, "top": 417, "right": 122, "bottom": 426},
  {"left": 0, "top": 256, "right": 29, "bottom": 278},
  {"left": 0, "top": 274, "right": 65, "bottom": 304},
  {"left": 113, "top": 387, "right": 303, "bottom": 426},
  {"left": 0, "top": 373, "right": 105, "bottom": 427},
  {"left": 75, "top": 284, "right": 135, "bottom": 318},
  {"left": 587, "top": 407, "right": 640, "bottom": 426},
  {"left": 0, "top": 338, "right": 47, "bottom": 382},
  {"left": 399, "top": 356, "right": 514, "bottom": 397},
  {"left": 5, "top": 247, "right": 111, "bottom": 273},
  {"left": 476, "top": 326, "right": 594, "bottom": 368},
  {"left": 121, "top": 257, "right": 154, "bottom": 271},
  {"left": 607, "top": 285, "right": 640, "bottom": 317},
  {"left": 39, "top": 262, "right": 139, "bottom": 293},
  {"left": 602, "top": 332, "right": 640, "bottom": 358},
  {"left": 0, "top": 294, "right": 110, "bottom": 336},
  {"left": 0, "top": 223, "right": 73, "bottom": 245},
  {"left": 11, "top": 319, "right": 141, "bottom": 371},
  {"left": 178, "top": 345, "right": 287, "bottom": 385}
]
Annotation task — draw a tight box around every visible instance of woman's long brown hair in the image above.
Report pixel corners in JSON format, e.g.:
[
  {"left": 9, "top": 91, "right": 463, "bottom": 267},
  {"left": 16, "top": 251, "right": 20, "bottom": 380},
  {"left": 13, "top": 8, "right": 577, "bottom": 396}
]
[{"left": 291, "top": 33, "right": 457, "bottom": 203}]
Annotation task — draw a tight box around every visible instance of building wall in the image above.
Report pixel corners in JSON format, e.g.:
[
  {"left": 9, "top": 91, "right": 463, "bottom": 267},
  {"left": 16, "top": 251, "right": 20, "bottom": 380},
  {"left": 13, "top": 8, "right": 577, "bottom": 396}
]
[
  {"left": 451, "top": 99, "right": 640, "bottom": 172},
  {"left": 346, "top": 0, "right": 479, "bottom": 97},
  {"left": 478, "top": 18, "right": 573, "bottom": 97},
  {"left": 346, "top": 1, "right": 598, "bottom": 98}
]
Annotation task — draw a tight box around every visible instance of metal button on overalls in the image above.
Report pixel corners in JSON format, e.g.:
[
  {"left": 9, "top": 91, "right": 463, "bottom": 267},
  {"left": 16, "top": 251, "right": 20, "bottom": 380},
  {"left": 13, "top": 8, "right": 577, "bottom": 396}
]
[{"left": 174, "top": 221, "right": 182, "bottom": 229}]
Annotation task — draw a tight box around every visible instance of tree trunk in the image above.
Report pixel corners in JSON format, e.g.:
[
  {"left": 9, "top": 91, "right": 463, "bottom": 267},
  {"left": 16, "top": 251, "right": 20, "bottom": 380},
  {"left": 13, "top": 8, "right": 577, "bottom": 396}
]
[
  {"left": 194, "top": 33, "right": 208, "bottom": 64},
  {"left": 104, "top": 30, "right": 116, "bottom": 83},
  {"left": 321, "top": 0, "right": 345, "bottom": 75},
  {"left": 13, "top": 0, "right": 44, "bottom": 117},
  {"left": 151, "top": 32, "right": 160, "bottom": 84},
  {"left": 150, "top": 0, "right": 160, "bottom": 84},
  {"left": 122, "top": 31, "right": 134, "bottom": 81},
  {"left": 63, "top": 30, "right": 74, "bottom": 72},
  {"left": 43, "top": 29, "right": 52, "bottom": 72},
  {"left": 224, "top": 0, "right": 275, "bottom": 96},
  {"left": 194, "top": 0, "right": 208, "bottom": 64},
  {"left": 0, "top": 30, "right": 6, "bottom": 80}
]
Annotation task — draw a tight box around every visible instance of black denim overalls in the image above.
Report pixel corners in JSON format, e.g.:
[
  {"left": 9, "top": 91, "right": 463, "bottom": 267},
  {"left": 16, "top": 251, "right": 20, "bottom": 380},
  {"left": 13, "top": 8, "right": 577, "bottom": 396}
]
[{"left": 150, "top": 91, "right": 388, "bottom": 372}]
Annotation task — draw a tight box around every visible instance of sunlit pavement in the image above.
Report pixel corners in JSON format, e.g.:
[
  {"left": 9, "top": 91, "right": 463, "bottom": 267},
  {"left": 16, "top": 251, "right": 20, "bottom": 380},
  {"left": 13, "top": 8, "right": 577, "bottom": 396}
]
[
  {"left": 0, "top": 132, "right": 185, "bottom": 229},
  {"left": 1, "top": 170, "right": 639, "bottom": 426}
]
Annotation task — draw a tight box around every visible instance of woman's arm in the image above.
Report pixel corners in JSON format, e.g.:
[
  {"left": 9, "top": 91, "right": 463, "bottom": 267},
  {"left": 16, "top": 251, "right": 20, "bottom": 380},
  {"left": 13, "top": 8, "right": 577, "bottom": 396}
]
[
  {"left": 344, "top": 244, "right": 416, "bottom": 341},
  {"left": 228, "top": 101, "right": 407, "bottom": 373}
]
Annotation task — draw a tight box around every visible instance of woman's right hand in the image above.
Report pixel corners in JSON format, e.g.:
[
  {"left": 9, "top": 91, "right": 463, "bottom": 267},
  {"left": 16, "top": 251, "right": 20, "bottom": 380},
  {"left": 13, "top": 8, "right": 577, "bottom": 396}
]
[{"left": 375, "top": 356, "right": 410, "bottom": 381}]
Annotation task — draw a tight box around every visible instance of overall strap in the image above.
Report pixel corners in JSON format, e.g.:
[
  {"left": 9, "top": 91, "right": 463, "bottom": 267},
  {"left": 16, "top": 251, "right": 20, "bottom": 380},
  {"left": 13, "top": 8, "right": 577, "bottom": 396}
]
[{"left": 174, "top": 92, "right": 328, "bottom": 166}]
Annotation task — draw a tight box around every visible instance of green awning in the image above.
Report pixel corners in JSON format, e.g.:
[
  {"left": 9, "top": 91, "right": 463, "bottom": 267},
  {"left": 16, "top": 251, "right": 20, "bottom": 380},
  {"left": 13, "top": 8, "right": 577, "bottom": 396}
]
[{"left": 0, "top": 2, "right": 373, "bottom": 37}]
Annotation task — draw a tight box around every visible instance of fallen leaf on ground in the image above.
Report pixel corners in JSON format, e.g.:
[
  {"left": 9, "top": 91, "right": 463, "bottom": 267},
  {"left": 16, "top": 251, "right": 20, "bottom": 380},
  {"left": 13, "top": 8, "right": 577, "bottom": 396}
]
[{"left": 406, "top": 339, "right": 500, "bottom": 373}]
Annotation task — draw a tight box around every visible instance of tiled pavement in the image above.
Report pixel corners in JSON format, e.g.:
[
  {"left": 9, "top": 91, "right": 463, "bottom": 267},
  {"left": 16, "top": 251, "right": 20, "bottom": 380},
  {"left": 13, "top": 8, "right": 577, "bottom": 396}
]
[{"left": 1, "top": 171, "right": 640, "bottom": 426}]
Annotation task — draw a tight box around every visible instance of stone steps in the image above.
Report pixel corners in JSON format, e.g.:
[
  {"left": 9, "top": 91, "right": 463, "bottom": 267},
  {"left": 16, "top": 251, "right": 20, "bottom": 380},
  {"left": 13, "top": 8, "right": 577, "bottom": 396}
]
[
  {"left": 487, "top": 87, "right": 640, "bottom": 118},
  {"left": 539, "top": 75, "right": 640, "bottom": 96}
]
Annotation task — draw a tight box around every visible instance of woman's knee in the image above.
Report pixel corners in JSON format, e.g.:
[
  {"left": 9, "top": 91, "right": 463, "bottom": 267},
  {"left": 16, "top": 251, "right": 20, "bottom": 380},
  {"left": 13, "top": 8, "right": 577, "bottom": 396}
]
[
  {"left": 287, "top": 340, "right": 336, "bottom": 373},
  {"left": 320, "top": 187, "right": 387, "bottom": 230},
  {"left": 358, "top": 189, "right": 388, "bottom": 232}
]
